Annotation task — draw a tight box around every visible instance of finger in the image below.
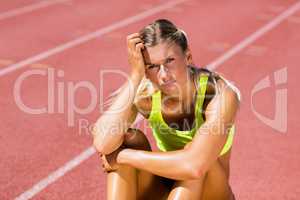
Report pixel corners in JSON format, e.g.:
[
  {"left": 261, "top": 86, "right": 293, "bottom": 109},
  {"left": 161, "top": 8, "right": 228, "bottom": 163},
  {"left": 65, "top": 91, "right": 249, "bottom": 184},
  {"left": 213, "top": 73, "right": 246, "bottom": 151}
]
[
  {"left": 127, "top": 33, "right": 140, "bottom": 41},
  {"left": 132, "top": 42, "right": 145, "bottom": 59},
  {"left": 102, "top": 165, "right": 108, "bottom": 173},
  {"left": 101, "top": 156, "right": 108, "bottom": 165},
  {"left": 136, "top": 42, "right": 145, "bottom": 53},
  {"left": 101, "top": 154, "right": 107, "bottom": 160},
  {"left": 102, "top": 155, "right": 111, "bottom": 168},
  {"left": 128, "top": 38, "right": 143, "bottom": 51},
  {"left": 128, "top": 38, "right": 143, "bottom": 52},
  {"left": 103, "top": 161, "right": 112, "bottom": 172}
]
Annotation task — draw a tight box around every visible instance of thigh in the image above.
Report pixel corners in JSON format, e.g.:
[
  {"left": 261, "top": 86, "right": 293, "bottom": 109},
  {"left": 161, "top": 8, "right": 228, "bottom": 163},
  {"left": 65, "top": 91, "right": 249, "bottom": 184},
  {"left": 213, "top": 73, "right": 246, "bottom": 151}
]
[
  {"left": 124, "top": 128, "right": 174, "bottom": 200},
  {"left": 106, "top": 164, "right": 138, "bottom": 200},
  {"left": 137, "top": 170, "right": 174, "bottom": 200},
  {"left": 106, "top": 166, "right": 173, "bottom": 200},
  {"left": 167, "top": 175, "right": 206, "bottom": 200},
  {"left": 201, "top": 158, "right": 233, "bottom": 200},
  {"left": 167, "top": 159, "right": 233, "bottom": 200}
]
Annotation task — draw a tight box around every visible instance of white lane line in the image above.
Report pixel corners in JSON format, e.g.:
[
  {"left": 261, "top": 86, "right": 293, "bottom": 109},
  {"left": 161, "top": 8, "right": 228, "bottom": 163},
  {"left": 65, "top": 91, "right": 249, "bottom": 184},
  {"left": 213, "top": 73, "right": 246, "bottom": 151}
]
[
  {"left": 12, "top": 0, "right": 188, "bottom": 199},
  {"left": 206, "top": 0, "right": 300, "bottom": 70},
  {"left": 14, "top": 1, "right": 300, "bottom": 200},
  {"left": 14, "top": 116, "right": 144, "bottom": 200},
  {"left": 14, "top": 147, "right": 96, "bottom": 200},
  {"left": 0, "top": 0, "right": 71, "bottom": 21},
  {"left": 0, "top": 0, "right": 188, "bottom": 77}
]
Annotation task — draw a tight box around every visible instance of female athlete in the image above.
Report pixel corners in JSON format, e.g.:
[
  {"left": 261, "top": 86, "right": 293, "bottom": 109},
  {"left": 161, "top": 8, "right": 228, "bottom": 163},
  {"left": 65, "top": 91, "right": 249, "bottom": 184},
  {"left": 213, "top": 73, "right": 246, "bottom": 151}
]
[{"left": 92, "top": 19, "right": 240, "bottom": 200}]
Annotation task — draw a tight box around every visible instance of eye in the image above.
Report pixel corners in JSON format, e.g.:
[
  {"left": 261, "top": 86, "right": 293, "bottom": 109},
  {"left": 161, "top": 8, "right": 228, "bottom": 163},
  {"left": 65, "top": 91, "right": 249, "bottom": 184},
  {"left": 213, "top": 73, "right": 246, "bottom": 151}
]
[
  {"left": 165, "top": 58, "right": 175, "bottom": 64},
  {"left": 147, "top": 64, "right": 159, "bottom": 69}
]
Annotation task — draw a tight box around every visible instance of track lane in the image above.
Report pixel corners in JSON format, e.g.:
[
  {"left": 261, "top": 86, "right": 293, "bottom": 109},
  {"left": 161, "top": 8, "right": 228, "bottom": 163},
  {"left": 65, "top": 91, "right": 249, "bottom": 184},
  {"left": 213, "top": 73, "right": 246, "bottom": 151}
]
[
  {"left": 8, "top": 1, "right": 299, "bottom": 199},
  {"left": 0, "top": 0, "right": 191, "bottom": 198},
  {"left": 0, "top": 0, "right": 166, "bottom": 69}
]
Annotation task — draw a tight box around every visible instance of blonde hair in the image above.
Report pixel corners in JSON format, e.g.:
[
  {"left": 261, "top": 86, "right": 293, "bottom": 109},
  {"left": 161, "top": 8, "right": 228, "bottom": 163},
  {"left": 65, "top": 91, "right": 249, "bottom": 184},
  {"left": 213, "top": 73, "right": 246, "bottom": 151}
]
[{"left": 139, "top": 19, "right": 188, "bottom": 52}]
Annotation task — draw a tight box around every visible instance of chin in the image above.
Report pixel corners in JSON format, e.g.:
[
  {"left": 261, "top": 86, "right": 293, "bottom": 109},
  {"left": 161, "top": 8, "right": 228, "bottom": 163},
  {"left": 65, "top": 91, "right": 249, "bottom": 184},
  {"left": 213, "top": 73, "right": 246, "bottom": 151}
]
[{"left": 161, "top": 84, "right": 179, "bottom": 96}]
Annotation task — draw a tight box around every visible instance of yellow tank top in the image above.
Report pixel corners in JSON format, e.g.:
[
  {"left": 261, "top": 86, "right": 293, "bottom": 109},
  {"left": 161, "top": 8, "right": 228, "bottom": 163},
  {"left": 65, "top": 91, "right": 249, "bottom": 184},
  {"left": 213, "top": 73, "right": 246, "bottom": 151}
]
[{"left": 148, "top": 73, "right": 235, "bottom": 156}]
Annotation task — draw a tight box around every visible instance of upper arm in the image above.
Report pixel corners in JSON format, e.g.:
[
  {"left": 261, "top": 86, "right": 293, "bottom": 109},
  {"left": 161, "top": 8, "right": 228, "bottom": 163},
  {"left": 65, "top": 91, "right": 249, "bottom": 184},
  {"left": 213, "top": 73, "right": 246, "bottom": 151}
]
[{"left": 187, "top": 80, "right": 240, "bottom": 172}]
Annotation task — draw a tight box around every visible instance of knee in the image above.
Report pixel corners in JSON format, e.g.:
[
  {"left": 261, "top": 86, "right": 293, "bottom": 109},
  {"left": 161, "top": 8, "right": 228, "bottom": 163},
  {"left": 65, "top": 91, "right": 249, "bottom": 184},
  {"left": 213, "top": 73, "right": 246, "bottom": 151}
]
[{"left": 123, "top": 128, "right": 151, "bottom": 151}]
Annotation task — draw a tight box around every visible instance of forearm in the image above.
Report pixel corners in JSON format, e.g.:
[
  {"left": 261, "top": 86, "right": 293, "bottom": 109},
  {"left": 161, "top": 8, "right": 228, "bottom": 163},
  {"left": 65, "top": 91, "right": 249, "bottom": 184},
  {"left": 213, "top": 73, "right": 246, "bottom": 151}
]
[
  {"left": 117, "top": 149, "right": 202, "bottom": 180},
  {"left": 93, "top": 74, "right": 142, "bottom": 154}
]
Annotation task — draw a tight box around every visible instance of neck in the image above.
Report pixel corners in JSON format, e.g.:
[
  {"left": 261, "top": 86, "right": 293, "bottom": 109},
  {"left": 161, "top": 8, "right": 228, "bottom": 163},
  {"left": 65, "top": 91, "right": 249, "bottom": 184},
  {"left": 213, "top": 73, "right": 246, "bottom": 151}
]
[
  {"left": 182, "top": 70, "right": 197, "bottom": 114},
  {"left": 160, "top": 70, "right": 196, "bottom": 114}
]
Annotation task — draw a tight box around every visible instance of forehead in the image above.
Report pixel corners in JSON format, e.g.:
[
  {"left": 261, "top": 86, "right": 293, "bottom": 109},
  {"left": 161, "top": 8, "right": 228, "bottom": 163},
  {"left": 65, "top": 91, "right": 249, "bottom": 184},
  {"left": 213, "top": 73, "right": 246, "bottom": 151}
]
[{"left": 143, "top": 42, "right": 183, "bottom": 64}]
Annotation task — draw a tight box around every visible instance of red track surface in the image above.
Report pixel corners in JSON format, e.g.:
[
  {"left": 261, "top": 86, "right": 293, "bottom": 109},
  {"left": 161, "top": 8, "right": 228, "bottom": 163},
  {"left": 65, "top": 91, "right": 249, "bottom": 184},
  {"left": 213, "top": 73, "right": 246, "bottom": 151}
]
[
  {"left": 0, "top": 0, "right": 299, "bottom": 199},
  {"left": 0, "top": 1, "right": 39, "bottom": 13}
]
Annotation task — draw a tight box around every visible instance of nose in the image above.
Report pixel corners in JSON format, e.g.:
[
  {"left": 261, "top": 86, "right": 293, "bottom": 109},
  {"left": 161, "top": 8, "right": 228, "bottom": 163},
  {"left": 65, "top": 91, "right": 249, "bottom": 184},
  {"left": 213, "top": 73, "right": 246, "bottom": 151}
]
[{"left": 157, "top": 64, "right": 171, "bottom": 85}]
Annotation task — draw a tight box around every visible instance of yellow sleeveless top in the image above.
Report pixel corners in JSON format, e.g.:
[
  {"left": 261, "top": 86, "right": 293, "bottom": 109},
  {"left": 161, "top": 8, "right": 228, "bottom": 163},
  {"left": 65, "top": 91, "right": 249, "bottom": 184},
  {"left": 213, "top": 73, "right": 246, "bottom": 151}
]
[{"left": 148, "top": 73, "right": 235, "bottom": 156}]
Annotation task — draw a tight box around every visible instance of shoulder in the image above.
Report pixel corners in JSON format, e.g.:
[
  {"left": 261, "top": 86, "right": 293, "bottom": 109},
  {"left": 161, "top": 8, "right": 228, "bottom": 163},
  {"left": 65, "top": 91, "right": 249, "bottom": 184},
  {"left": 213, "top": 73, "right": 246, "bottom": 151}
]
[
  {"left": 193, "top": 67, "right": 241, "bottom": 102},
  {"left": 214, "top": 73, "right": 241, "bottom": 103},
  {"left": 205, "top": 71, "right": 241, "bottom": 122},
  {"left": 192, "top": 67, "right": 240, "bottom": 121}
]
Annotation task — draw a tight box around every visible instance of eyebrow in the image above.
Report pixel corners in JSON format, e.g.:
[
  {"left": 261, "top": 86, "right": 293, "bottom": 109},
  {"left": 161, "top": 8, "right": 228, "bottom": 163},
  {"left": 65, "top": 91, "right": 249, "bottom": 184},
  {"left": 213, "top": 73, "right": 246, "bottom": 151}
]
[
  {"left": 145, "top": 62, "right": 157, "bottom": 66},
  {"left": 145, "top": 55, "right": 175, "bottom": 66}
]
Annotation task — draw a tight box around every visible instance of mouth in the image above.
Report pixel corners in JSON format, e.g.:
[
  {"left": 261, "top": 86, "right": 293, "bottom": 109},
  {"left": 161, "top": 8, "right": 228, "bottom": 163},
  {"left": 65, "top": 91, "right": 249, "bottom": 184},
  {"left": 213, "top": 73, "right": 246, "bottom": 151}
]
[{"left": 161, "top": 80, "right": 176, "bottom": 88}]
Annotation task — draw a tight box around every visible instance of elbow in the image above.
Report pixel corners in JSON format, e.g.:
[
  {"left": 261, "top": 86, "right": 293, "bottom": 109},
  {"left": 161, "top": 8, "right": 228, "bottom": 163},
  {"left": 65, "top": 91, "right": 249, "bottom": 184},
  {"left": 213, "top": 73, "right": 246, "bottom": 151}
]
[
  {"left": 92, "top": 121, "right": 113, "bottom": 154},
  {"left": 189, "top": 165, "right": 205, "bottom": 179},
  {"left": 93, "top": 136, "right": 114, "bottom": 154},
  {"left": 93, "top": 138, "right": 114, "bottom": 155},
  {"left": 93, "top": 136, "right": 105, "bottom": 153},
  {"left": 92, "top": 130, "right": 110, "bottom": 154},
  {"left": 184, "top": 151, "right": 215, "bottom": 180},
  {"left": 92, "top": 131, "right": 124, "bottom": 155},
  {"left": 178, "top": 158, "right": 205, "bottom": 180},
  {"left": 183, "top": 150, "right": 207, "bottom": 179},
  {"left": 92, "top": 123, "right": 105, "bottom": 153}
]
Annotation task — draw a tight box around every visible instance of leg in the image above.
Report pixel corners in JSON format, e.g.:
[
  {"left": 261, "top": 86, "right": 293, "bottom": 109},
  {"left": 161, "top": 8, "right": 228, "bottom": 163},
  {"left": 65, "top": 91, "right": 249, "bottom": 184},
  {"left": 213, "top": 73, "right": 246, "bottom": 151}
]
[
  {"left": 106, "top": 164, "right": 137, "bottom": 200},
  {"left": 167, "top": 153, "right": 234, "bottom": 200},
  {"left": 106, "top": 128, "right": 172, "bottom": 200},
  {"left": 201, "top": 157, "right": 233, "bottom": 200},
  {"left": 167, "top": 175, "right": 206, "bottom": 200}
]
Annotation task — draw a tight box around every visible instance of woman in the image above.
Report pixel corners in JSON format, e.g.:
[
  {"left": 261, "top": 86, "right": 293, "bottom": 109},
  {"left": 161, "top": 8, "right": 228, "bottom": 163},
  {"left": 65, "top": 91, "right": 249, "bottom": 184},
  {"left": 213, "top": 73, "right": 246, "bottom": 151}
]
[{"left": 92, "top": 19, "right": 240, "bottom": 200}]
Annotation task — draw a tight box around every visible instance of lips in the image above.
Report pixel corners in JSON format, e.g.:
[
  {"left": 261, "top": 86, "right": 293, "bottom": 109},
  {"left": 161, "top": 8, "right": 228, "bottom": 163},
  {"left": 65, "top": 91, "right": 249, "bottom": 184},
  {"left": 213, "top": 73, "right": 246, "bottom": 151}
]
[{"left": 161, "top": 80, "right": 176, "bottom": 88}]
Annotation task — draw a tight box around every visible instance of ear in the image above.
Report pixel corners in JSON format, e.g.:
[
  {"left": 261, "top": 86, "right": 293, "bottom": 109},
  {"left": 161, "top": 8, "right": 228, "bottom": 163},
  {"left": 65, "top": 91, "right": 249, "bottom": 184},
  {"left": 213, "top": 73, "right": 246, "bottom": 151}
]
[{"left": 185, "top": 48, "right": 194, "bottom": 65}]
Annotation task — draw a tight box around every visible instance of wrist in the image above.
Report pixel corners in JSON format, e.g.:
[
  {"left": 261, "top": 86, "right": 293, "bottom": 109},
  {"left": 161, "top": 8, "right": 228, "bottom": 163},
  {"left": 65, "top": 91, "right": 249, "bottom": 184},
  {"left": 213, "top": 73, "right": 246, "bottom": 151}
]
[
  {"left": 130, "top": 72, "right": 143, "bottom": 83},
  {"left": 116, "top": 148, "right": 135, "bottom": 164}
]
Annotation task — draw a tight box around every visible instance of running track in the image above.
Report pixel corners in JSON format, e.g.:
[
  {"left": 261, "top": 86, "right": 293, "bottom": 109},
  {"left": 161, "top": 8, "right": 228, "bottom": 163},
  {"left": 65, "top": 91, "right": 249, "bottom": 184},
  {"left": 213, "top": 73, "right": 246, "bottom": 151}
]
[{"left": 0, "top": 0, "right": 299, "bottom": 199}]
